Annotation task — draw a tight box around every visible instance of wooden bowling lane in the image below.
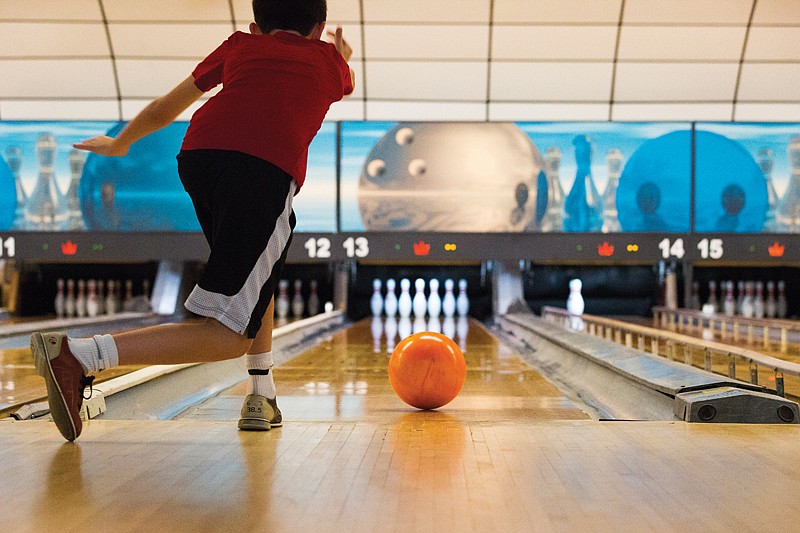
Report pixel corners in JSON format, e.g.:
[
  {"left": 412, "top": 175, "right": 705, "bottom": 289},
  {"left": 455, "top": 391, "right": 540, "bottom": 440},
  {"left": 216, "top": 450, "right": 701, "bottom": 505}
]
[
  {"left": 178, "top": 317, "right": 591, "bottom": 423},
  {"left": 4, "top": 318, "right": 800, "bottom": 532}
]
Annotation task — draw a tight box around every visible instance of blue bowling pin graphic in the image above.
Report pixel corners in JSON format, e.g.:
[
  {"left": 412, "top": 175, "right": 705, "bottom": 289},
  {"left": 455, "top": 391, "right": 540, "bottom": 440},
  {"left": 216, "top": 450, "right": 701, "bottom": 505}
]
[{"left": 564, "top": 135, "right": 602, "bottom": 232}]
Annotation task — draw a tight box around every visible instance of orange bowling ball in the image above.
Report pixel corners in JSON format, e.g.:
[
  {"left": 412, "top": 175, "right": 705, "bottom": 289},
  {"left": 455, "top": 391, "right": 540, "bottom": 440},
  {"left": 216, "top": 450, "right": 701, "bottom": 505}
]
[{"left": 388, "top": 331, "right": 466, "bottom": 410}]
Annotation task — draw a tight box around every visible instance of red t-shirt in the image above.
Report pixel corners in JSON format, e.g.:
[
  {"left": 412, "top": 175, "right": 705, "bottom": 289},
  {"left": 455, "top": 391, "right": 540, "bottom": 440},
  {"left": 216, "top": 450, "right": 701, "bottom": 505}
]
[{"left": 181, "top": 31, "right": 353, "bottom": 191}]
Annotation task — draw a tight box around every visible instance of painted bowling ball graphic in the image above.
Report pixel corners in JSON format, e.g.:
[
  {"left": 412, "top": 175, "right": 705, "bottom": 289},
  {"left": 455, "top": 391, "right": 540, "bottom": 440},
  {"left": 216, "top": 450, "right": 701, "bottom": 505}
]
[
  {"left": 0, "top": 156, "right": 15, "bottom": 230},
  {"left": 79, "top": 122, "right": 200, "bottom": 231},
  {"left": 694, "top": 130, "right": 767, "bottom": 233},
  {"left": 359, "top": 123, "right": 543, "bottom": 232},
  {"left": 617, "top": 130, "right": 692, "bottom": 232}
]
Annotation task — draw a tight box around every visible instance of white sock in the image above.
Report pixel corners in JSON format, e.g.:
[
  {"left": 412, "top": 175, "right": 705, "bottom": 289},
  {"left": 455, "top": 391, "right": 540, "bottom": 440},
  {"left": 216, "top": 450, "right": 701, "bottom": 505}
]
[
  {"left": 246, "top": 351, "right": 276, "bottom": 399},
  {"left": 67, "top": 334, "right": 119, "bottom": 373}
]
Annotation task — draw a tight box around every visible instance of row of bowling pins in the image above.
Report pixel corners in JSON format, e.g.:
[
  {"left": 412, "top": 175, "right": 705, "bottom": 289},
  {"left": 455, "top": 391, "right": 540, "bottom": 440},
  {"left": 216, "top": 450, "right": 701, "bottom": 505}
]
[
  {"left": 55, "top": 278, "right": 150, "bottom": 319},
  {"left": 371, "top": 278, "right": 469, "bottom": 319},
  {"left": 696, "top": 280, "right": 788, "bottom": 319},
  {"left": 372, "top": 315, "right": 470, "bottom": 354},
  {"left": 275, "top": 279, "right": 321, "bottom": 320}
]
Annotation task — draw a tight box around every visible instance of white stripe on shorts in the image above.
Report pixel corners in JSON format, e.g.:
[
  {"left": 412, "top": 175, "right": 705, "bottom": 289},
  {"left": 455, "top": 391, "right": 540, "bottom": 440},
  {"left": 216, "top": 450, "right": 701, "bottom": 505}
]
[{"left": 184, "top": 180, "right": 296, "bottom": 335}]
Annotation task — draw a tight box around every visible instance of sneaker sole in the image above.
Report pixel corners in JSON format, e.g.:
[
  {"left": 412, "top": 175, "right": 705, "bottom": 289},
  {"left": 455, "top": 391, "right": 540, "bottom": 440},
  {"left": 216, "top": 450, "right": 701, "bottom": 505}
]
[
  {"left": 238, "top": 418, "right": 271, "bottom": 431},
  {"left": 31, "top": 333, "right": 78, "bottom": 442}
]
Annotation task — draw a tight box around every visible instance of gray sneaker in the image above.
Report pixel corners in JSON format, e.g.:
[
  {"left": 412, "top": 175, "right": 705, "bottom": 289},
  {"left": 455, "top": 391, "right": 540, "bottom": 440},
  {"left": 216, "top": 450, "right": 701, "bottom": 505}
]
[{"left": 238, "top": 394, "right": 282, "bottom": 431}]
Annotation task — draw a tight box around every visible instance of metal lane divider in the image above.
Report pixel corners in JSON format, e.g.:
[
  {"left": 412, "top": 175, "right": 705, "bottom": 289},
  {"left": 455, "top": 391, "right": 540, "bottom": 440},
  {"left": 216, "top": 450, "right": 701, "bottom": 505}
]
[{"left": 498, "top": 308, "right": 799, "bottom": 424}]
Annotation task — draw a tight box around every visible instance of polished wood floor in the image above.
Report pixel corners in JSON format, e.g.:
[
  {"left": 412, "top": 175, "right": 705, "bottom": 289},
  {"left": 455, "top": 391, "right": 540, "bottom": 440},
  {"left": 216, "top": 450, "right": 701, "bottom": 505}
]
[{"left": 3, "top": 318, "right": 800, "bottom": 532}]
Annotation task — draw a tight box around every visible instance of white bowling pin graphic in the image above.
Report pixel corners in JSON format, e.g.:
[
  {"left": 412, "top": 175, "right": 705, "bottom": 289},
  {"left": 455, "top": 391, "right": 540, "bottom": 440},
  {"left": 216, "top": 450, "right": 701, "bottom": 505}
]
[
  {"left": 427, "top": 278, "right": 442, "bottom": 318},
  {"left": 385, "top": 316, "right": 398, "bottom": 353},
  {"left": 412, "top": 278, "right": 427, "bottom": 318},
  {"left": 54, "top": 278, "right": 66, "bottom": 318},
  {"left": 307, "top": 280, "right": 320, "bottom": 316},
  {"left": 105, "top": 280, "right": 116, "bottom": 315},
  {"left": 456, "top": 278, "right": 469, "bottom": 318},
  {"left": 371, "top": 316, "right": 383, "bottom": 353},
  {"left": 442, "top": 279, "right": 456, "bottom": 318},
  {"left": 65, "top": 279, "right": 76, "bottom": 318},
  {"left": 398, "top": 278, "right": 412, "bottom": 318},
  {"left": 76, "top": 279, "right": 87, "bottom": 318},
  {"left": 292, "top": 279, "right": 304, "bottom": 319},
  {"left": 384, "top": 278, "right": 398, "bottom": 318},
  {"left": 86, "top": 279, "right": 99, "bottom": 318},
  {"left": 276, "top": 279, "right": 290, "bottom": 320},
  {"left": 370, "top": 278, "right": 383, "bottom": 317}
]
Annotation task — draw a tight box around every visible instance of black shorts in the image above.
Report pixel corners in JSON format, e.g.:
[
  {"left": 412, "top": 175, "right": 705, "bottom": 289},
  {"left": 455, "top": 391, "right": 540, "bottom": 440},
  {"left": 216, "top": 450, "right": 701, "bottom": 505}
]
[{"left": 177, "top": 149, "right": 296, "bottom": 338}]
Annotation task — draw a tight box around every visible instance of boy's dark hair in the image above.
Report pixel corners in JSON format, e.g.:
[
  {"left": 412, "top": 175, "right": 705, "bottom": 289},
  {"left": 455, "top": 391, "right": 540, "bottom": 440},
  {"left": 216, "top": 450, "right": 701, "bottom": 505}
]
[{"left": 252, "top": 0, "right": 327, "bottom": 35}]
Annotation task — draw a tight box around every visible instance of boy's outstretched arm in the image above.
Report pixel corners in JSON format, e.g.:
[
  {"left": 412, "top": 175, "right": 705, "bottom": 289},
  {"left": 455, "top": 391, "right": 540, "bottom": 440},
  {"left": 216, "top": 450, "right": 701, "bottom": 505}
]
[
  {"left": 74, "top": 76, "right": 203, "bottom": 156},
  {"left": 328, "top": 27, "right": 356, "bottom": 93}
]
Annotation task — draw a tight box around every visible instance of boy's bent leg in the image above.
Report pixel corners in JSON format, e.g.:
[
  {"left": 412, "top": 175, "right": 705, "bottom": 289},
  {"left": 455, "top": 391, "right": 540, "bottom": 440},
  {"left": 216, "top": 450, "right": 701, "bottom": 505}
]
[
  {"left": 239, "top": 297, "right": 282, "bottom": 431},
  {"left": 31, "top": 318, "right": 249, "bottom": 441}
]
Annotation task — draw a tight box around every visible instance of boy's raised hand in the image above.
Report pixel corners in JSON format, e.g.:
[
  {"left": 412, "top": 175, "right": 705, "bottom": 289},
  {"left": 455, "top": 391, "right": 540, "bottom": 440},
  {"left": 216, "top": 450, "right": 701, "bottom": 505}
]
[
  {"left": 328, "top": 27, "right": 352, "bottom": 62},
  {"left": 73, "top": 136, "right": 128, "bottom": 157}
]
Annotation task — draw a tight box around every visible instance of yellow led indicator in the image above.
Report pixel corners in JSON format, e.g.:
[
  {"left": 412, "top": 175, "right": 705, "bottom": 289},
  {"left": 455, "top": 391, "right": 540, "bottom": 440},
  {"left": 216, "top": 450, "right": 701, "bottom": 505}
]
[
  {"left": 444, "top": 243, "right": 457, "bottom": 251},
  {"left": 626, "top": 244, "right": 639, "bottom": 252}
]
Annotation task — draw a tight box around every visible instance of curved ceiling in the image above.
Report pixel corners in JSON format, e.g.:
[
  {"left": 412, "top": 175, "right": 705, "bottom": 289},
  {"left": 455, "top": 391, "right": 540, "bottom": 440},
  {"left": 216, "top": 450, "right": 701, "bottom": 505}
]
[{"left": 1, "top": 0, "right": 799, "bottom": 122}]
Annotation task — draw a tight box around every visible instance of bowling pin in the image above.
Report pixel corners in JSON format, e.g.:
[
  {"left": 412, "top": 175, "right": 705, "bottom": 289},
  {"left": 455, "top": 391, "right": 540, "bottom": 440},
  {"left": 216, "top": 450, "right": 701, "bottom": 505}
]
[
  {"left": 398, "top": 278, "right": 412, "bottom": 319},
  {"left": 26, "top": 133, "right": 68, "bottom": 230},
  {"left": 370, "top": 278, "right": 383, "bottom": 317},
  {"left": 276, "top": 279, "right": 290, "bottom": 320},
  {"left": 442, "top": 279, "right": 456, "bottom": 318},
  {"left": 567, "top": 279, "right": 584, "bottom": 330},
  {"left": 427, "top": 278, "right": 442, "bottom": 318},
  {"left": 754, "top": 281, "right": 765, "bottom": 319},
  {"left": 766, "top": 281, "right": 777, "bottom": 319},
  {"left": 6, "top": 146, "right": 26, "bottom": 229},
  {"left": 412, "top": 278, "right": 427, "bottom": 319},
  {"left": 292, "top": 279, "right": 304, "bottom": 319},
  {"left": 124, "top": 279, "right": 133, "bottom": 309},
  {"left": 105, "top": 280, "right": 116, "bottom": 316},
  {"left": 736, "top": 281, "right": 745, "bottom": 315},
  {"left": 723, "top": 281, "right": 736, "bottom": 317},
  {"left": 76, "top": 279, "right": 87, "bottom": 318},
  {"left": 413, "top": 316, "right": 427, "bottom": 334},
  {"left": 777, "top": 280, "right": 788, "bottom": 319},
  {"left": 65, "top": 279, "right": 76, "bottom": 318},
  {"left": 86, "top": 279, "right": 99, "bottom": 318},
  {"left": 456, "top": 279, "right": 469, "bottom": 318},
  {"left": 96, "top": 280, "right": 106, "bottom": 314},
  {"left": 115, "top": 280, "right": 122, "bottom": 313},
  {"left": 384, "top": 279, "right": 398, "bottom": 318},
  {"left": 690, "top": 281, "right": 701, "bottom": 310},
  {"left": 307, "top": 280, "right": 320, "bottom": 316},
  {"left": 54, "top": 278, "right": 65, "bottom": 318},
  {"left": 740, "top": 282, "right": 754, "bottom": 318},
  {"left": 706, "top": 281, "right": 718, "bottom": 313},
  {"left": 67, "top": 149, "right": 86, "bottom": 230},
  {"left": 142, "top": 279, "right": 151, "bottom": 304}
]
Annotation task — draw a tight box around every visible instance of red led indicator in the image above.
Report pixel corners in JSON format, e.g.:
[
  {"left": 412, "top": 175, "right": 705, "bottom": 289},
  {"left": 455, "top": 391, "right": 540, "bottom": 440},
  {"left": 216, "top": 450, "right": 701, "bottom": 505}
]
[
  {"left": 768, "top": 242, "right": 785, "bottom": 257},
  {"left": 61, "top": 240, "right": 78, "bottom": 255},
  {"left": 597, "top": 242, "right": 614, "bottom": 257},
  {"left": 413, "top": 240, "right": 431, "bottom": 256}
]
